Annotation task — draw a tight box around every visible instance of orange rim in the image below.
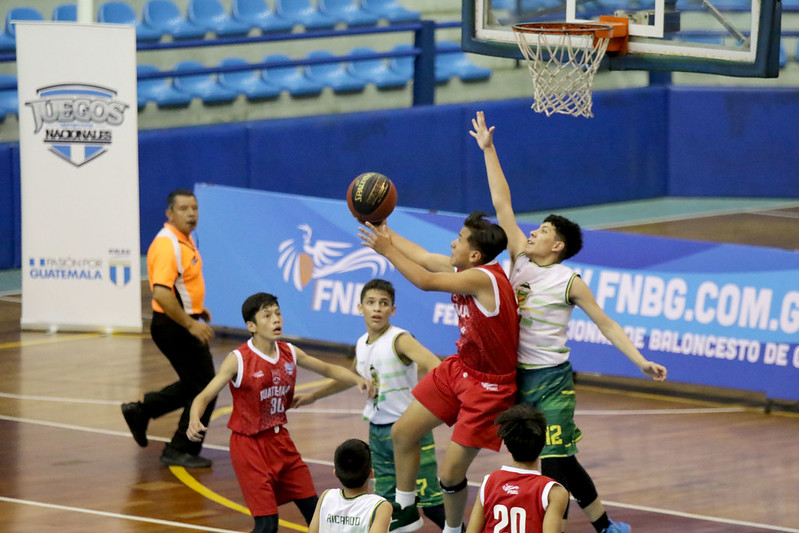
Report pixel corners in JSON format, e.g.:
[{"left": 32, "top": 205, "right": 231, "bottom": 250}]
[{"left": 512, "top": 21, "right": 613, "bottom": 36}]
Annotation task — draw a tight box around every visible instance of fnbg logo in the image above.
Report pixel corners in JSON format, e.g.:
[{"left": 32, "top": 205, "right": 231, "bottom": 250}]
[{"left": 25, "top": 83, "right": 129, "bottom": 167}]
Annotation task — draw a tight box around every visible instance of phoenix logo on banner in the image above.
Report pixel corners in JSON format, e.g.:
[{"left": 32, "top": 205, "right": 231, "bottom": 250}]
[
  {"left": 277, "top": 224, "right": 393, "bottom": 291},
  {"left": 25, "top": 83, "right": 129, "bottom": 167}
]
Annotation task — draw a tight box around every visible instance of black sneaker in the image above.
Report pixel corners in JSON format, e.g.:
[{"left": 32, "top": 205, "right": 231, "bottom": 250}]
[
  {"left": 160, "top": 446, "right": 213, "bottom": 468},
  {"left": 121, "top": 402, "right": 149, "bottom": 447},
  {"left": 389, "top": 502, "right": 424, "bottom": 533}
]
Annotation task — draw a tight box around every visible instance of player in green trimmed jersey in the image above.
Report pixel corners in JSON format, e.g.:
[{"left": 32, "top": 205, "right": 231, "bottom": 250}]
[
  {"left": 471, "top": 111, "right": 667, "bottom": 533},
  {"left": 294, "top": 279, "right": 445, "bottom": 532}
]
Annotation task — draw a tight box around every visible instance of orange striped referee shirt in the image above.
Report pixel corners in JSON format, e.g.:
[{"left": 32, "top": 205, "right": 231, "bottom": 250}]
[{"left": 146, "top": 222, "right": 206, "bottom": 315}]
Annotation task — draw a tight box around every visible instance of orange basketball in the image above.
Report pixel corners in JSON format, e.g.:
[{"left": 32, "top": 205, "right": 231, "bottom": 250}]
[{"left": 346, "top": 172, "right": 397, "bottom": 224}]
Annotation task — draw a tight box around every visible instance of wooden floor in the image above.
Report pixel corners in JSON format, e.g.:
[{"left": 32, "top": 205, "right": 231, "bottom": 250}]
[{"left": 2, "top": 200, "right": 799, "bottom": 533}]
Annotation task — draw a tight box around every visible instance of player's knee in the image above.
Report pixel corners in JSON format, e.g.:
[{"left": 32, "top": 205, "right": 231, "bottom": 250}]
[
  {"left": 439, "top": 477, "right": 468, "bottom": 494},
  {"left": 391, "top": 421, "right": 417, "bottom": 449}
]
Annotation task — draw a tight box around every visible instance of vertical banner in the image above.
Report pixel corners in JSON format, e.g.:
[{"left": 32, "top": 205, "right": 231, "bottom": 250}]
[{"left": 17, "top": 23, "right": 141, "bottom": 332}]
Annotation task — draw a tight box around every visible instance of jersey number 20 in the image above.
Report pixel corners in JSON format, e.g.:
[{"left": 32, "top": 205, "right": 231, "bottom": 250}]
[{"left": 493, "top": 504, "right": 527, "bottom": 533}]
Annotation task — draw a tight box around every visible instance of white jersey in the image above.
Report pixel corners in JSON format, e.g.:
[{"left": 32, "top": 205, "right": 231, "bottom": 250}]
[
  {"left": 510, "top": 253, "right": 580, "bottom": 367},
  {"left": 354, "top": 325, "right": 417, "bottom": 425},
  {"left": 318, "top": 489, "right": 387, "bottom": 533}
]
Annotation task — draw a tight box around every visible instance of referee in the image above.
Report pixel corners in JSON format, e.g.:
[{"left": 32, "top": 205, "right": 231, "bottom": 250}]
[{"left": 122, "top": 189, "right": 216, "bottom": 468}]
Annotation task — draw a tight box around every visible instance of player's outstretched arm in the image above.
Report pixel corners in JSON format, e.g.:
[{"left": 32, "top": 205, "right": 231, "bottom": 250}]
[
  {"left": 296, "top": 348, "right": 375, "bottom": 397},
  {"left": 187, "top": 352, "right": 238, "bottom": 441},
  {"left": 291, "top": 359, "right": 358, "bottom": 408},
  {"left": 381, "top": 222, "right": 451, "bottom": 273},
  {"left": 570, "top": 278, "right": 668, "bottom": 381},
  {"left": 395, "top": 332, "right": 441, "bottom": 376},
  {"left": 542, "top": 484, "right": 569, "bottom": 533},
  {"left": 469, "top": 111, "right": 528, "bottom": 258},
  {"left": 361, "top": 222, "right": 496, "bottom": 306},
  {"left": 369, "top": 500, "right": 392, "bottom": 533}
]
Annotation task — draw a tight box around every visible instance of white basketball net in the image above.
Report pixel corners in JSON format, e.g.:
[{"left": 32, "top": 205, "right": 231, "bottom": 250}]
[{"left": 513, "top": 24, "right": 611, "bottom": 118}]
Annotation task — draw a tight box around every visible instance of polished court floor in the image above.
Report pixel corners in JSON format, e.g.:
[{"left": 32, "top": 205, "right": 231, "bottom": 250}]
[{"left": 1, "top": 197, "right": 798, "bottom": 532}]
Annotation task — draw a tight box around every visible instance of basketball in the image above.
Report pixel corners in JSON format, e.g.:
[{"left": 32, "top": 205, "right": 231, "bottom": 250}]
[{"left": 346, "top": 172, "right": 397, "bottom": 224}]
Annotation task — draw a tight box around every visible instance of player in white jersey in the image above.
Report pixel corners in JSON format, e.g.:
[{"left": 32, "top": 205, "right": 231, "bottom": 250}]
[
  {"left": 470, "top": 111, "right": 667, "bottom": 533},
  {"left": 309, "top": 439, "right": 392, "bottom": 533},
  {"left": 294, "top": 279, "right": 445, "bottom": 531}
]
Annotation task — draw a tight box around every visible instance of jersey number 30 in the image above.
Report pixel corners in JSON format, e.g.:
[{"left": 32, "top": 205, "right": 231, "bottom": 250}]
[{"left": 493, "top": 504, "right": 527, "bottom": 533}]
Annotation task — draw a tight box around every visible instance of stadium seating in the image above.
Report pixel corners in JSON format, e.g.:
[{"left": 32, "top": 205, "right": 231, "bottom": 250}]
[
  {"left": 173, "top": 60, "right": 239, "bottom": 103},
  {"left": 136, "top": 64, "right": 193, "bottom": 108},
  {"left": 0, "top": 74, "right": 17, "bottom": 120},
  {"left": 263, "top": 53, "right": 325, "bottom": 96},
  {"left": 275, "top": 0, "right": 337, "bottom": 30},
  {"left": 318, "top": 0, "right": 379, "bottom": 27},
  {"left": 387, "top": 43, "right": 415, "bottom": 79},
  {"left": 217, "top": 57, "right": 281, "bottom": 100},
  {"left": 0, "top": 7, "right": 45, "bottom": 50},
  {"left": 143, "top": 0, "right": 208, "bottom": 40},
  {"left": 435, "top": 41, "right": 491, "bottom": 83},
  {"left": 98, "top": 1, "right": 163, "bottom": 41},
  {"left": 304, "top": 50, "right": 367, "bottom": 93},
  {"left": 231, "top": 0, "right": 295, "bottom": 33},
  {"left": 188, "top": 0, "right": 252, "bottom": 37},
  {"left": 52, "top": 4, "right": 78, "bottom": 21},
  {"left": 361, "top": 0, "right": 420, "bottom": 24},
  {"left": 346, "top": 46, "right": 410, "bottom": 89}
]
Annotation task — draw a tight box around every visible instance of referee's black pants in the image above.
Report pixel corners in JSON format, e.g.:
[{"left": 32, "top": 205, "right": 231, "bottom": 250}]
[{"left": 144, "top": 312, "right": 217, "bottom": 456}]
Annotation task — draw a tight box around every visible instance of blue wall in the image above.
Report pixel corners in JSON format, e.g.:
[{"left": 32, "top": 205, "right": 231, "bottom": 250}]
[{"left": 1, "top": 85, "right": 798, "bottom": 270}]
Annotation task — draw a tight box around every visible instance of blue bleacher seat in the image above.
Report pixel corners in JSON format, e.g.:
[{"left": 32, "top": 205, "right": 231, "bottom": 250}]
[
  {"left": 217, "top": 57, "right": 281, "bottom": 100},
  {"left": 143, "top": 0, "right": 208, "bottom": 40},
  {"left": 231, "top": 0, "right": 294, "bottom": 33},
  {"left": 137, "top": 64, "right": 193, "bottom": 108},
  {"left": 388, "top": 43, "right": 415, "bottom": 79},
  {"left": 361, "top": 0, "right": 420, "bottom": 24},
  {"left": 5, "top": 7, "right": 45, "bottom": 36},
  {"left": 781, "top": 41, "right": 787, "bottom": 69},
  {"left": 0, "top": 75, "right": 18, "bottom": 121},
  {"left": 188, "top": 0, "right": 252, "bottom": 36},
  {"left": 304, "top": 50, "right": 367, "bottom": 93},
  {"left": 435, "top": 41, "right": 492, "bottom": 83},
  {"left": 173, "top": 60, "right": 239, "bottom": 103},
  {"left": 275, "top": 0, "right": 337, "bottom": 30},
  {"left": 53, "top": 4, "right": 78, "bottom": 21},
  {"left": 263, "top": 53, "right": 324, "bottom": 96},
  {"left": 98, "top": 1, "right": 163, "bottom": 41},
  {"left": 318, "top": 0, "right": 379, "bottom": 27},
  {"left": 347, "top": 46, "right": 409, "bottom": 89}
]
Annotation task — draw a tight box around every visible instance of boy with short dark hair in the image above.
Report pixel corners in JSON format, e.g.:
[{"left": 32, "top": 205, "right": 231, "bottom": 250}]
[
  {"left": 309, "top": 438, "right": 392, "bottom": 533},
  {"left": 294, "top": 279, "right": 446, "bottom": 531},
  {"left": 187, "top": 292, "right": 373, "bottom": 533},
  {"left": 465, "top": 404, "right": 569, "bottom": 533}
]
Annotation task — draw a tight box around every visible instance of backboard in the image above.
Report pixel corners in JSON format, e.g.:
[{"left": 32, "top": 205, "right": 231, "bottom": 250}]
[{"left": 462, "top": 0, "right": 782, "bottom": 76}]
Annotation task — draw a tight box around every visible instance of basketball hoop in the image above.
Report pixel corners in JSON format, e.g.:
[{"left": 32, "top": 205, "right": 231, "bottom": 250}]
[{"left": 513, "top": 19, "right": 628, "bottom": 118}]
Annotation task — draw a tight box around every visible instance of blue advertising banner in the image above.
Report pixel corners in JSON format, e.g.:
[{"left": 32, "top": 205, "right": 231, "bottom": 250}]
[{"left": 197, "top": 184, "right": 799, "bottom": 402}]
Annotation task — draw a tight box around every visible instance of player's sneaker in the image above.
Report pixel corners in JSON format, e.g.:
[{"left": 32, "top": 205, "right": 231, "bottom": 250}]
[
  {"left": 389, "top": 502, "right": 424, "bottom": 533},
  {"left": 601, "top": 521, "right": 631, "bottom": 533}
]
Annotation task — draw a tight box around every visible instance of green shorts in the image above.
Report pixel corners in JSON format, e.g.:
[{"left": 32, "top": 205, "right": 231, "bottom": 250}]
[
  {"left": 369, "top": 422, "right": 443, "bottom": 508},
  {"left": 516, "top": 361, "right": 582, "bottom": 459}
]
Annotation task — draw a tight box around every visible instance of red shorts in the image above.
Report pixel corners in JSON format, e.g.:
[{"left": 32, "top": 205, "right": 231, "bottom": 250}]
[
  {"left": 230, "top": 426, "right": 317, "bottom": 517},
  {"left": 412, "top": 356, "right": 516, "bottom": 451}
]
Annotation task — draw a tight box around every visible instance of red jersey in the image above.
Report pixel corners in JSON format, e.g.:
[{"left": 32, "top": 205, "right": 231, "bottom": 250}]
[
  {"left": 479, "top": 466, "right": 561, "bottom": 533},
  {"left": 227, "top": 339, "right": 297, "bottom": 436},
  {"left": 451, "top": 262, "right": 519, "bottom": 375}
]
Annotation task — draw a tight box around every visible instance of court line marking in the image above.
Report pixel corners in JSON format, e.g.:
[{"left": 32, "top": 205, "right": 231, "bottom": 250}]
[
  {"left": 1, "top": 411, "right": 796, "bottom": 532},
  {"left": 0, "top": 495, "right": 243, "bottom": 532}
]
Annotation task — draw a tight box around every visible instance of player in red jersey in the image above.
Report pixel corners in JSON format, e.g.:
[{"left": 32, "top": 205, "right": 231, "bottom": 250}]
[
  {"left": 187, "top": 292, "right": 373, "bottom": 533},
  {"left": 466, "top": 404, "right": 569, "bottom": 533},
  {"left": 359, "top": 212, "right": 519, "bottom": 533}
]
